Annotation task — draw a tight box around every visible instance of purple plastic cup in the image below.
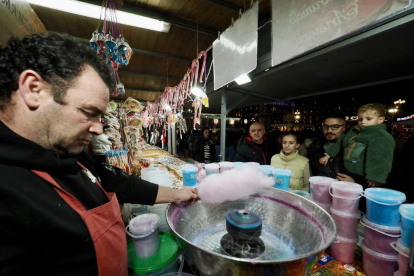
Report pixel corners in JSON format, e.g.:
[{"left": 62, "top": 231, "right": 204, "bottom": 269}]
[
  {"left": 361, "top": 215, "right": 401, "bottom": 255},
  {"left": 310, "top": 176, "right": 336, "bottom": 204},
  {"left": 330, "top": 207, "right": 361, "bottom": 240},
  {"left": 330, "top": 182, "right": 363, "bottom": 214},
  {"left": 362, "top": 241, "right": 398, "bottom": 276}
]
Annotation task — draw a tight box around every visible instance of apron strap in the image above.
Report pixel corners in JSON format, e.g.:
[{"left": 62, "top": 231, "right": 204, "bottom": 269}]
[{"left": 32, "top": 169, "right": 87, "bottom": 213}]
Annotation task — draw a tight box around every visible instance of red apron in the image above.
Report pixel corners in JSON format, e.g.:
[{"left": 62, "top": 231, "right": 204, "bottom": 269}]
[{"left": 32, "top": 162, "right": 128, "bottom": 276}]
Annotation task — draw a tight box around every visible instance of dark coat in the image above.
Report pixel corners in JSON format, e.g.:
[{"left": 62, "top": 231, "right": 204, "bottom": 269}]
[
  {"left": 233, "top": 136, "right": 276, "bottom": 165},
  {"left": 307, "top": 137, "right": 346, "bottom": 178},
  {"left": 0, "top": 121, "right": 158, "bottom": 275},
  {"left": 193, "top": 137, "right": 217, "bottom": 163}
]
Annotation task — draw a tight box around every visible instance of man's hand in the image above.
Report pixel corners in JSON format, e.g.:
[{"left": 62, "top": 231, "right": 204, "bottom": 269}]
[
  {"left": 367, "top": 180, "right": 380, "bottom": 187},
  {"left": 156, "top": 186, "right": 199, "bottom": 204},
  {"left": 173, "top": 186, "right": 199, "bottom": 205},
  {"left": 336, "top": 173, "right": 355, "bottom": 182},
  {"left": 319, "top": 155, "right": 329, "bottom": 166}
]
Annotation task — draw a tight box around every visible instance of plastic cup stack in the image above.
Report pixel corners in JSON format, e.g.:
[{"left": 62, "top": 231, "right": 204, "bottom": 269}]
[
  {"left": 328, "top": 181, "right": 363, "bottom": 264},
  {"left": 309, "top": 176, "right": 336, "bottom": 214},
  {"left": 359, "top": 188, "right": 406, "bottom": 276}
]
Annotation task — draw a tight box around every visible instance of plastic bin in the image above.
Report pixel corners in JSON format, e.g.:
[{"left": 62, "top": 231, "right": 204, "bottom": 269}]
[
  {"left": 315, "top": 202, "right": 331, "bottom": 215},
  {"left": 330, "top": 236, "right": 358, "bottom": 264},
  {"left": 272, "top": 168, "right": 292, "bottom": 191},
  {"left": 126, "top": 213, "right": 161, "bottom": 258},
  {"left": 128, "top": 232, "right": 180, "bottom": 276},
  {"left": 361, "top": 241, "right": 398, "bottom": 276},
  {"left": 182, "top": 165, "right": 198, "bottom": 186},
  {"left": 361, "top": 215, "right": 400, "bottom": 255},
  {"left": 399, "top": 204, "right": 414, "bottom": 248},
  {"left": 363, "top": 188, "right": 406, "bottom": 227},
  {"left": 330, "top": 207, "right": 361, "bottom": 240},
  {"left": 309, "top": 176, "right": 336, "bottom": 204},
  {"left": 330, "top": 181, "right": 363, "bottom": 214},
  {"left": 390, "top": 238, "right": 411, "bottom": 276}
]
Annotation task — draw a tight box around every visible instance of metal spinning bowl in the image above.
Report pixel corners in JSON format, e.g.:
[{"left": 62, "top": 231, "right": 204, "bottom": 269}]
[{"left": 166, "top": 187, "right": 337, "bottom": 276}]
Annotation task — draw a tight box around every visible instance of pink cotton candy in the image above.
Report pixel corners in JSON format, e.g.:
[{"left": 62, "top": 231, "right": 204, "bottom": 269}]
[{"left": 197, "top": 166, "right": 274, "bottom": 203}]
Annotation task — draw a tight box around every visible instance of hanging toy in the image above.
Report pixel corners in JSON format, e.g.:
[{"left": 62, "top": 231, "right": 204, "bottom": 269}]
[
  {"left": 90, "top": 31, "right": 98, "bottom": 53},
  {"left": 96, "top": 31, "right": 106, "bottom": 58},
  {"left": 117, "top": 82, "right": 125, "bottom": 94},
  {"left": 116, "top": 36, "right": 133, "bottom": 66},
  {"left": 105, "top": 33, "right": 117, "bottom": 61}
]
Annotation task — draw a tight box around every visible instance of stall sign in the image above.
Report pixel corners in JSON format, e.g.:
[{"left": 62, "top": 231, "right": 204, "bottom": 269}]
[{"left": 271, "top": 0, "right": 412, "bottom": 66}]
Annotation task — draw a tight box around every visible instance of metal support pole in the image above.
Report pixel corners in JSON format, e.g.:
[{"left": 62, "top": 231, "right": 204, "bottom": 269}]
[
  {"left": 220, "top": 87, "right": 227, "bottom": 162},
  {"left": 168, "top": 124, "right": 172, "bottom": 154},
  {"left": 172, "top": 123, "right": 177, "bottom": 157}
]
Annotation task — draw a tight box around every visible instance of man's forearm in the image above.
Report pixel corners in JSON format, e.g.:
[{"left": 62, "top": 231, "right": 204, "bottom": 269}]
[{"left": 155, "top": 186, "right": 180, "bottom": 203}]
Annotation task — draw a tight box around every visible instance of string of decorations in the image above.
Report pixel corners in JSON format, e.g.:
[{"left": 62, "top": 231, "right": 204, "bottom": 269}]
[
  {"left": 144, "top": 49, "right": 212, "bottom": 130},
  {"left": 89, "top": 0, "right": 133, "bottom": 96}
]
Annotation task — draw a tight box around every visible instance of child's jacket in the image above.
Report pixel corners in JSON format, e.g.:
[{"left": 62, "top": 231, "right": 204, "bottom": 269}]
[{"left": 326, "top": 124, "right": 395, "bottom": 184}]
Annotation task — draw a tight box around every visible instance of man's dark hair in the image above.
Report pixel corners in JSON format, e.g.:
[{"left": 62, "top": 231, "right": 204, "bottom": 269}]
[
  {"left": 324, "top": 111, "right": 346, "bottom": 124},
  {"left": 0, "top": 32, "right": 116, "bottom": 110}
]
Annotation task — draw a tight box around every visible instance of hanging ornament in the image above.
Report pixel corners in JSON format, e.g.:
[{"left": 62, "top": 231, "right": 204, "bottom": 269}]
[{"left": 90, "top": 0, "right": 132, "bottom": 97}]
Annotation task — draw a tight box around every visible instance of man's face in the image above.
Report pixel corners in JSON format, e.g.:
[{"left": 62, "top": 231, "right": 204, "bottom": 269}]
[
  {"left": 249, "top": 123, "right": 265, "bottom": 144},
  {"left": 40, "top": 65, "right": 109, "bottom": 156},
  {"left": 322, "top": 118, "right": 346, "bottom": 144},
  {"left": 358, "top": 111, "right": 384, "bottom": 127}
]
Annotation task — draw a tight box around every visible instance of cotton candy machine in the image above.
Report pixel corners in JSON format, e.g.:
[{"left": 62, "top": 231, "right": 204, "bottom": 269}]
[{"left": 166, "top": 187, "right": 337, "bottom": 276}]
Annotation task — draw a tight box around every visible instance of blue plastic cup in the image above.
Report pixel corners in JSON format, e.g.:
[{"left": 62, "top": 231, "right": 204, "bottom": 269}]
[
  {"left": 182, "top": 165, "right": 198, "bottom": 186},
  {"left": 363, "top": 188, "right": 406, "bottom": 227},
  {"left": 272, "top": 168, "right": 291, "bottom": 191},
  {"left": 399, "top": 204, "right": 414, "bottom": 248},
  {"left": 205, "top": 163, "right": 220, "bottom": 175},
  {"left": 259, "top": 165, "right": 274, "bottom": 177}
]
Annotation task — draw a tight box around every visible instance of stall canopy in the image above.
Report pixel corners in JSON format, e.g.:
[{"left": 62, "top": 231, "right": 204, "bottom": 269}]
[
  {"left": 23, "top": 0, "right": 414, "bottom": 113},
  {"left": 202, "top": 8, "right": 414, "bottom": 112}
]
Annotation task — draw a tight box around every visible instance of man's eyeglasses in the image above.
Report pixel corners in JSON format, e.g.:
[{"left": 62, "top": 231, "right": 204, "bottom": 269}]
[{"left": 322, "top": 124, "right": 345, "bottom": 130}]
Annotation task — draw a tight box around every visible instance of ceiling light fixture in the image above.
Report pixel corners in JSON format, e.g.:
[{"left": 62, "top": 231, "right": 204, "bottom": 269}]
[
  {"left": 235, "top": 74, "right": 251, "bottom": 85},
  {"left": 27, "top": 0, "right": 171, "bottom": 33}
]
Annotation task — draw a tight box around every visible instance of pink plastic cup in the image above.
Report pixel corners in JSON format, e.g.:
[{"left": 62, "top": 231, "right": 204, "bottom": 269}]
[
  {"left": 330, "top": 182, "right": 363, "bottom": 214},
  {"left": 361, "top": 215, "right": 401, "bottom": 255},
  {"left": 330, "top": 207, "right": 361, "bottom": 240},
  {"left": 330, "top": 236, "right": 358, "bottom": 264},
  {"left": 362, "top": 241, "right": 398, "bottom": 276},
  {"left": 310, "top": 176, "right": 336, "bottom": 204},
  {"left": 315, "top": 202, "right": 331, "bottom": 214},
  {"left": 390, "top": 239, "right": 410, "bottom": 276}
]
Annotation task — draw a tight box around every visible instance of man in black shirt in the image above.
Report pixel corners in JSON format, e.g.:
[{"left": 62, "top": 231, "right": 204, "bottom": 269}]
[
  {"left": 307, "top": 112, "right": 350, "bottom": 179},
  {"left": 234, "top": 122, "right": 276, "bottom": 165},
  {"left": 0, "top": 32, "right": 197, "bottom": 275}
]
